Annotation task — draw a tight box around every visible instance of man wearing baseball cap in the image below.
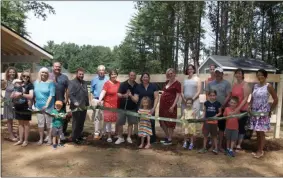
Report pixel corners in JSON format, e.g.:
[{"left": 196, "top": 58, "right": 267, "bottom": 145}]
[{"left": 207, "top": 67, "right": 231, "bottom": 152}]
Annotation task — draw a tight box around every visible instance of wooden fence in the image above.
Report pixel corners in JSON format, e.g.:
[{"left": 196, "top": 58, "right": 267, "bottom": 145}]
[{"left": 2, "top": 73, "right": 283, "bottom": 138}]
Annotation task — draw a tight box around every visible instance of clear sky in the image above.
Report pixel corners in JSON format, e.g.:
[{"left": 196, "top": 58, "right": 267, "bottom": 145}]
[
  {"left": 26, "top": 1, "right": 137, "bottom": 48},
  {"left": 26, "top": 1, "right": 213, "bottom": 53}
]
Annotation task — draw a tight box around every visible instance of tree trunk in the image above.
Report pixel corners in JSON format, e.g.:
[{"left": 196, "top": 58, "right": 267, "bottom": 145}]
[
  {"left": 174, "top": 15, "right": 180, "bottom": 71},
  {"left": 215, "top": 1, "right": 220, "bottom": 55}
]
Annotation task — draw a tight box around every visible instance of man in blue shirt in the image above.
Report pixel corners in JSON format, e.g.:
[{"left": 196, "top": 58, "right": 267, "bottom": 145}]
[{"left": 90, "top": 65, "right": 109, "bottom": 139}]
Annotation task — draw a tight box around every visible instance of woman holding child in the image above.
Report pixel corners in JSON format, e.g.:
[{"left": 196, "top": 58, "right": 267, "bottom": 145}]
[
  {"left": 11, "top": 71, "right": 34, "bottom": 147},
  {"left": 159, "top": 68, "right": 181, "bottom": 146},
  {"left": 249, "top": 69, "right": 278, "bottom": 158},
  {"left": 181, "top": 64, "right": 202, "bottom": 150}
]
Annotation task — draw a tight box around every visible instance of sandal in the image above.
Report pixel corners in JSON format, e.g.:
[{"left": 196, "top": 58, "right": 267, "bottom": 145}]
[
  {"left": 22, "top": 141, "right": 28, "bottom": 147},
  {"left": 144, "top": 144, "right": 151, "bottom": 149},
  {"left": 13, "top": 141, "right": 23, "bottom": 146},
  {"left": 9, "top": 137, "right": 18, "bottom": 142},
  {"left": 251, "top": 152, "right": 256, "bottom": 156},
  {"left": 37, "top": 140, "right": 43, "bottom": 146},
  {"left": 254, "top": 151, "right": 264, "bottom": 159}
]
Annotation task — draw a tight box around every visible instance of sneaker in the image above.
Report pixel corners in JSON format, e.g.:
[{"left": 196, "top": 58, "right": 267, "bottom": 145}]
[
  {"left": 225, "top": 149, "right": 230, "bottom": 155},
  {"left": 198, "top": 148, "right": 207, "bottom": 153},
  {"left": 107, "top": 138, "right": 113, "bottom": 143},
  {"left": 160, "top": 138, "right": 168, "bottom": 143},
  {"left": 182, "top": 141, "right": 188, "bottom": 148},
  {"left": 126, "top": 137, "right": 133, "bottom": 144},
  {"left": 188, "top": 144, "right": 194, "bottom": 150},
  {"left": 115, "top": 137, "right": 125, "bottom": 144},
  {"left": 212, "top": 149, "right": 218, "bottom": 155},
  {"left": 162, "top": 140, "right": 172, "bottom": 145},
  {"left": 13, "top": 141, "right": 23, "bottom": 146},
  {"left": 52, "top": 144, "right": 57, "bottom": 149},
  {"left": 58, "top": 144, "right": 64, "bottom": 147},
  {"left": 228, "top": 150, "right": 235, "bottom": 157},
  {"left": 44, "top": 136, "right": 49, "bottom": 143}
]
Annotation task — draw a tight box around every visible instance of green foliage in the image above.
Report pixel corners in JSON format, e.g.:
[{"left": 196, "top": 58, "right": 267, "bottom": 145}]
[
  {"left": 1, "top": 1, "right": 55, "bottom": 36},
  {"left": 41, "top": 41, "right": 119, "bottom": 74}
]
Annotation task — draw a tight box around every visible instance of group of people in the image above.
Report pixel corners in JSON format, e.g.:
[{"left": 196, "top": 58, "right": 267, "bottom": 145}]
[{"left": 2, "top": 62, "right": 278, "bottom": 158}]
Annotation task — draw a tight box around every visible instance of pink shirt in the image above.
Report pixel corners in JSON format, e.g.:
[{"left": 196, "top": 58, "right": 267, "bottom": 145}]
[{"left": 231, "top": 82, "right": 248, "bottom": 111}]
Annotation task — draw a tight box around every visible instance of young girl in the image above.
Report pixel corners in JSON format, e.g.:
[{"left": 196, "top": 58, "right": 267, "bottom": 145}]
[
  {"left": 199, "top": 90, "right": 222, "bottom": 154},
  {"left": 182, "top": 98, "right": 197, "bottom": 150},
  {"left": 138, "top": 96, "right": 152, "bottom": 149}
]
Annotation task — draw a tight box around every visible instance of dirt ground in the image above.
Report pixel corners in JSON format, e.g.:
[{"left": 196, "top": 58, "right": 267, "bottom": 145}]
[{"left": 1, "top": 117, "right": 283, "bottom": 177}]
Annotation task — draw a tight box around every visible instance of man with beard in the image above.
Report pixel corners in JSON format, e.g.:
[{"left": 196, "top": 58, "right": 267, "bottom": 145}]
[
  {"left": 49, "top": 62, "right": 70, "bottom": 140},
  {"left": 68, "top": 68, "right": 89, "bottom": 144}
]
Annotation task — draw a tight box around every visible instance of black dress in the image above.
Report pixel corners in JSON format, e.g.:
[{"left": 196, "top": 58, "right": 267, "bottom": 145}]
[{"left": 14, "top": 83, "right": 34, "bottom": 121}]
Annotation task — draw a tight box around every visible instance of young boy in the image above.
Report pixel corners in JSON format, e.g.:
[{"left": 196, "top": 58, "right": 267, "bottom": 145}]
[
  {"left": 223, "top": 96, "right": 240, "bottom": 157},
  {"left": 51, "top": 100, "right": 66, "bottom": 149},
  {"left": 12, "top": 79, "right": 26, "bottom": 105},
  {"left": 199, "top": 90, "right": 222, "bottom": 154}
]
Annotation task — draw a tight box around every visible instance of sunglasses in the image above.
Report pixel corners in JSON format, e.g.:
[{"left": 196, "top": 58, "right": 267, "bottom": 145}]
[{"left": 22, "top": 75, "right": 30, "bottom": 79}]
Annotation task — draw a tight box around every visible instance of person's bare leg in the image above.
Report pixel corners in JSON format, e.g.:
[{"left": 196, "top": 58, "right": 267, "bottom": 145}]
[
  {"left": 7, "top": 120, "right": 16, "bottom": 140},
  {"left": 203, "top": 136, "right": 208, "bottom": 149},
  {"left": 46, "top": 127, "right": 52, "bottom": 145},
  {"left": 18, "top": 121, "right": 24, "bottom": 142},
  {"left": 139, "top": 137, "right": 145, "bottom": 148},
  {"left": 118, "top": 125, "right": 123, "bottom": 138},
  {"left": 257, "top": 131, "right": 265, "bottom": 156},
  {"left": 231, "top": 141, "right": 236, "bottom": 151},
  {"left": 145, "top": 135, "right": 151, "bottom": 149},
  {"left": 58, "top": 137, "right": 61, "bottom": 145},
  {"left": 127, "top": 124, "right": 133, "bottom": 139},
  {"left": 219, "top": 131, "right": 224, "bottom": 151},
  {"left": 226, "top": 139, "right": 230, "bottom": 150},
  {"left": 160, "top": 121, "right": 169, "bottom": 138},
  {"left": 213, "top": 137, "right": 218, "bottom": 150},
  {"left": 23, "top": 121, "right": 30, "bottom": 142},
  {"left": 168, "top": 127, "right": 174, "bottom": 141},
  {"left": 38, "top": 127, "right": 44, "bottom": 145},
  {"left": 52, "top": 136, "right": 56, "bottom": 145}
]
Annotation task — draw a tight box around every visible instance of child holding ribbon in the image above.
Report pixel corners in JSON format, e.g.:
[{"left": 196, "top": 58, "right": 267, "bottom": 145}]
[
  {"left": 199, "top": 90, "right": 222, "bottom": 154},
  {"left": 181, "top": 98, "right": 197, "bottom": 150}
]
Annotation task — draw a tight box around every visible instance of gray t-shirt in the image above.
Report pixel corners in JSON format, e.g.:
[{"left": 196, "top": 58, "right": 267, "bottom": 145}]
[
  {"left": 207, "top": 79, "right": 231, "bottom": 105},
  {"left": 49, "top": 73, "right": 69, "bottom": 102}
]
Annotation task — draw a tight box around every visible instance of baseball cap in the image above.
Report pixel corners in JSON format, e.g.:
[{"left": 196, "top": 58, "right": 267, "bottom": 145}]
[
  {"left": 215, "top": 67, "right": 224, "bottom": 73},
  {"left": 55, "top": 100, "right": 63, "bottom": 106}
]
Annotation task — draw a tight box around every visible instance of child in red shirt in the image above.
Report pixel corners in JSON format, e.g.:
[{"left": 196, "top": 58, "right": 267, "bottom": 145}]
[{"left": 223, "top": 96, "right": 240, "bottom": 157}]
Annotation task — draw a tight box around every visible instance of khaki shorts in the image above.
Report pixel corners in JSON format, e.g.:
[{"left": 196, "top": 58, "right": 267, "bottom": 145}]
[
  {"left": 117, "top": 111, "right": 138, "bottom": 126},
  {"left": 37, "top": 113, "right": 52, "bottom": 128}
]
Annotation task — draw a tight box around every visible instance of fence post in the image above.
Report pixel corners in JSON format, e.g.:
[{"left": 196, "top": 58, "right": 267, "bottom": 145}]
[{"left": 274, "top": 74, "right": 283, "bottom": 138}]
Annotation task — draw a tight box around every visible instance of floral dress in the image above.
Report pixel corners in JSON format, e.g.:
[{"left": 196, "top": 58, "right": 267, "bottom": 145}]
[{"left": 250, "top": 83, "right": 270, "bottom": 132}]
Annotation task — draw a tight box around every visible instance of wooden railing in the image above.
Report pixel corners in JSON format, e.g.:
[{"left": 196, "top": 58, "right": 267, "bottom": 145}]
[{"left": 2, "top": 73, "right": 283, "bottom": 138}]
